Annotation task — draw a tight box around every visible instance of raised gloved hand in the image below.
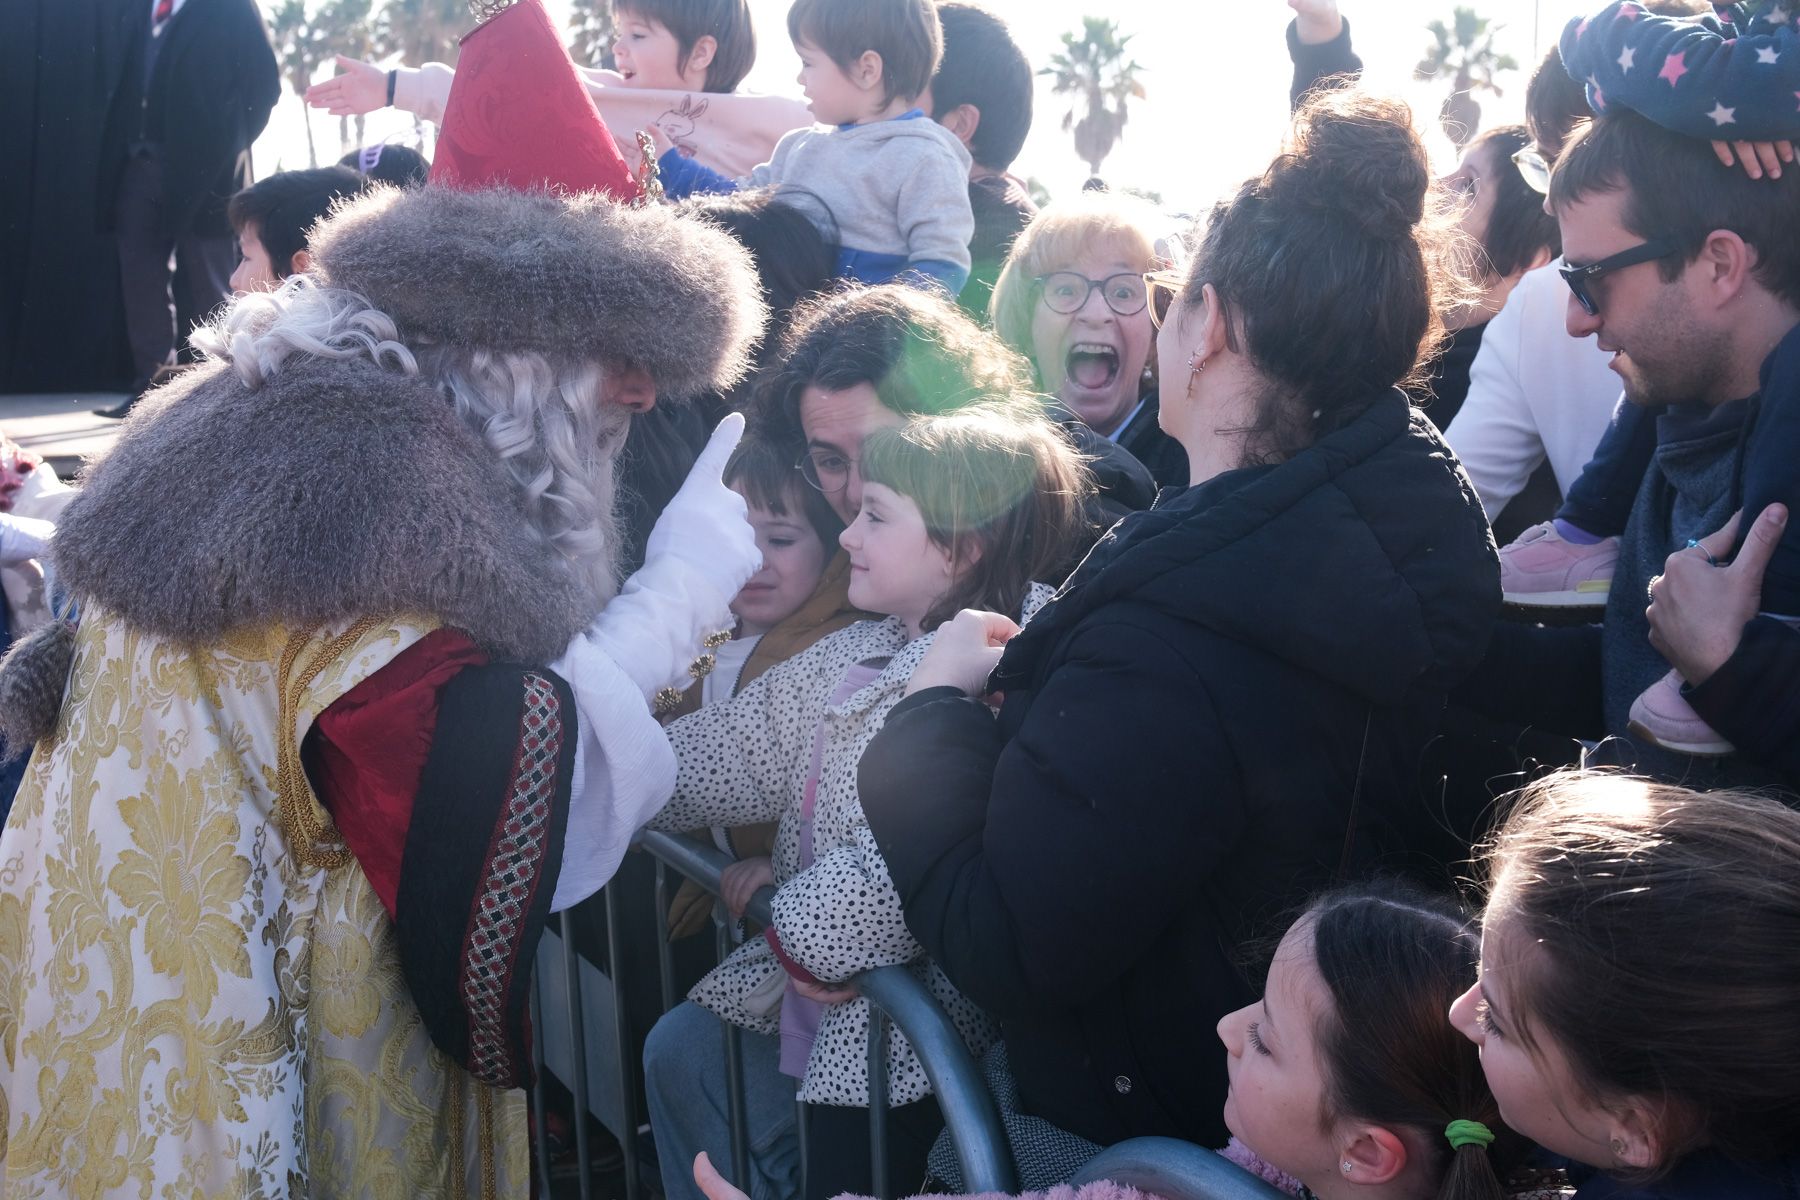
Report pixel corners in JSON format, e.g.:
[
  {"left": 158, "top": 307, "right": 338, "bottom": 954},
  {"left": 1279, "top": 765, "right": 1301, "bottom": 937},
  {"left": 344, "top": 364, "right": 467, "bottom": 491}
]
[{"left": 553, "top": 413, "right": 761, "bottom": 705}]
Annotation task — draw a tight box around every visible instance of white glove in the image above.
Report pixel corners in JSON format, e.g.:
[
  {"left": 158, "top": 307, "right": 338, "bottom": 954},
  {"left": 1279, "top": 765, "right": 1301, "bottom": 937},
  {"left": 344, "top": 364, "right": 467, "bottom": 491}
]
[
  {"left": 0, "top": 513, "right": 53, "bottom": 567},
  {"left": 552, "top": 413, "right": 762, "bottom": 704}
]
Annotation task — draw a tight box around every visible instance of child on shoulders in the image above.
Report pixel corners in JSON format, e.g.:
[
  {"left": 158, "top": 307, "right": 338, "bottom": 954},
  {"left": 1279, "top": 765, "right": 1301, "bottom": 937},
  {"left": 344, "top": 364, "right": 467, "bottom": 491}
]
[{"left": 653, "top": 0, "right": 975, "bottom": 293}]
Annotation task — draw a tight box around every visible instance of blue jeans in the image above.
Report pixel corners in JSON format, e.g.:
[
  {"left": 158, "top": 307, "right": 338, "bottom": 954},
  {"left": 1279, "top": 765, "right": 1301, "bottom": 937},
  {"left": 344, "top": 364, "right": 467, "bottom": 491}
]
[
  {"left": 644, "top": 1001, "right": 801, "bottom": 1200},
  {"left": 1556, "top": 397, "right": 1659, "bottom": 539}
]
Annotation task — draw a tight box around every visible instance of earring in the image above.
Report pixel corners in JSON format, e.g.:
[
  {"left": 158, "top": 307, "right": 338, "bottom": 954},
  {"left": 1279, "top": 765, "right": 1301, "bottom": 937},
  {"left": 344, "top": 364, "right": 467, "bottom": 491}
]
[
  {"left": 1187, "top": 350, "right": 1206, "bottom": 376},
  {"left": 1610, "top": 1138, "right": 1626, "bottom": 1158},
  {"left": 1341, "top": 1161, "right": 1353, "bottom": 1175}
]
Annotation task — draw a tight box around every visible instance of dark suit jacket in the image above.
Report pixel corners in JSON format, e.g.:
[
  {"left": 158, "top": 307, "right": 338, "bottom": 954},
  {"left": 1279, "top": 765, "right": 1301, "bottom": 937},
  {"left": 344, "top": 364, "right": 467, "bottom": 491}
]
[{"left": 100, "top": 0, "right": 280, "bottom": 238}]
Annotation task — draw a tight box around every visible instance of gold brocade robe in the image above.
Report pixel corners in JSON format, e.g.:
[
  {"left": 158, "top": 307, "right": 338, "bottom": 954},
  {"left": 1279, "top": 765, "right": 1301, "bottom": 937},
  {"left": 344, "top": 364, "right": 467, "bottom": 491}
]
[{"left": 0, "top": 610, "right": 529, "bottom": 1198}]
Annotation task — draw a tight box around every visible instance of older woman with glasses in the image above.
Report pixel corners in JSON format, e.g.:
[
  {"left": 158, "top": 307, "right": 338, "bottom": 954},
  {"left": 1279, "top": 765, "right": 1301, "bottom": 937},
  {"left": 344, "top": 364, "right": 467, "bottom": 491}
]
[{"left": 989, "top": 192, "right": 1191, "bottom": 488}]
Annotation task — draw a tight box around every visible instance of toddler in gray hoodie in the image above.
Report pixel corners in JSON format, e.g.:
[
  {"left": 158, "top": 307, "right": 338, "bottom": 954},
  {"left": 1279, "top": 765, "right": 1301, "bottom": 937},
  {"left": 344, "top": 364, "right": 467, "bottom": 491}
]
[{"left": 657, "top": 0, "right": 975, "bottom": 293}]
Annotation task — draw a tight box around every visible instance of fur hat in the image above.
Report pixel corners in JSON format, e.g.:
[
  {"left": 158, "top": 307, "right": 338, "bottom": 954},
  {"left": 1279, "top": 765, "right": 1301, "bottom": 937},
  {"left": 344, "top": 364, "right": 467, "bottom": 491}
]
[{"left": 308, "top": 185, "right": 768, "bottom": 401}]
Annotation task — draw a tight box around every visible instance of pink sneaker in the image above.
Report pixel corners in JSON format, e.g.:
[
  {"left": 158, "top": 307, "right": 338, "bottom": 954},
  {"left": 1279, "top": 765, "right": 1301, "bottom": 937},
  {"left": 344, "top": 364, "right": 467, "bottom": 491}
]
[
  {"left": 1499, "top": 521, "right": 1619, "bottom": 609},
  {"left": 1627, "top": 669, "right": 1733, "bottom": 757}
]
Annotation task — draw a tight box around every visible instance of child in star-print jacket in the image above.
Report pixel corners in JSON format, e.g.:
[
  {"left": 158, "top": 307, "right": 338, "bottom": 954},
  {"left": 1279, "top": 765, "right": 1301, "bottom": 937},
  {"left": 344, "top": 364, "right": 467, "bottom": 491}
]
[{"left": 1561, "top": 1, "right": 1800, "bottom": 142}]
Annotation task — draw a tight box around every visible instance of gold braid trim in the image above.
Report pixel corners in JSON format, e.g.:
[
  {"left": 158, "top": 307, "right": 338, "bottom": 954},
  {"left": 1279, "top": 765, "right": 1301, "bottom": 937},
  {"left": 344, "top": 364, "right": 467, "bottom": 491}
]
[
  {"left": 275, "top": 618, "right": 381, "bottom": 870},
  {"left": 449, "top": 1069, "right": 467, "bottom": 1200},
  {"left": 478, "top": 1084, "right": 497, "bottom": 1200}
]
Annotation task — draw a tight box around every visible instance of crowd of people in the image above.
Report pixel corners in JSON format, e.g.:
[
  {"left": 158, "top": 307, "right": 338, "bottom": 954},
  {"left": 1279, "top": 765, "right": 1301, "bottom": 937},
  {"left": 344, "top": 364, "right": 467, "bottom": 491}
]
[{"left": 1, "top": 0, "right": 1798, "bottom": 1196}]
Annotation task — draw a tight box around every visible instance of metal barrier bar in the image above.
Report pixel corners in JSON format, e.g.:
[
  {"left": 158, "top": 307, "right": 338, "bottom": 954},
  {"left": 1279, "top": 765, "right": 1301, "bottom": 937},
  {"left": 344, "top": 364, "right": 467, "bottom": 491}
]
[
  {"left": 867, "top": 1009, "right": 891, "bottom": 1199},
  {"left": 605, "top": 886, "right": 643, "bottom": 1200},
  {"left": 1069, "top": 1137, "right": 1289, "bottom": 1200},
  {"left": 530, "top": 975, "right": 554, "bottom": 1199},
  {"left": 559, "top": 909, "right": 595, "bottom": 1200},
  {"left": 639, "top": 830, "right": 1020, "bottom": 1195},
  {"left": 717, "top": 906, "right": 754, "bottom": 1185}
]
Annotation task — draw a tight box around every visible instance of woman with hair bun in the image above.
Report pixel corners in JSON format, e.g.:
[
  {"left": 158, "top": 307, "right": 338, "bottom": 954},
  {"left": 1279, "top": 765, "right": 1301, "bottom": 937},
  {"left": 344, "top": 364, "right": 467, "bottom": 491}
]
[{"left": 856, "top": 87, "right": 1501, "bottom": 1185}]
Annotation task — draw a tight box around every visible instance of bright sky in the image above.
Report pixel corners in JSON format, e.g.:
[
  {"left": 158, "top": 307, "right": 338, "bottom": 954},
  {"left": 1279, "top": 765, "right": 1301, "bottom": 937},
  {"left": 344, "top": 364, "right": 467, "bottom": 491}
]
[{"left": 258, "top": 0, "right": 1598, "bottom": 211}]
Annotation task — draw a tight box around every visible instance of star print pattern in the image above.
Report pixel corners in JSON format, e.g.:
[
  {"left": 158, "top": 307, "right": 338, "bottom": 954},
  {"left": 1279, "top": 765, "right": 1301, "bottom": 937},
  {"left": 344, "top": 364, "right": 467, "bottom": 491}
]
[{"left": 1563, "top": 1, "right": 1800, "bottom": 142}]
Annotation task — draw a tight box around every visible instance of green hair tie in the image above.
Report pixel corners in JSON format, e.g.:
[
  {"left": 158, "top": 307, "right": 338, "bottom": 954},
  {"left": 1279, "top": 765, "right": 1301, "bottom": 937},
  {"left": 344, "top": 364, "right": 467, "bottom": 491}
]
[{"left": 1445, "top": 1120, "right": 1495, "bottom": 1151}]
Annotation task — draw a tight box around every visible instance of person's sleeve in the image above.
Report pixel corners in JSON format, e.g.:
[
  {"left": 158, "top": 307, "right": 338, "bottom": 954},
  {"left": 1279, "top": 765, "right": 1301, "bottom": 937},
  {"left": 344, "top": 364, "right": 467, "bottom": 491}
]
[
  {"left": 896, "top": 143, "right": 974, "bottom": 294},
  {"left": 861, "top": 622, "right": 1243, "bottom": 1017},
  {"left": 767, "top": 819, "right": 921, "bottom": 983},
  {"left": 1684, "top": 616, "right": 1800, "bottom": 777},
  {"left": 1287, "top": 16, "right": 1364, "bottom": 110},
  {"left": 392, "top": 63, "right": 457, "bottom": 125},
  {"left": 1450, "top": 620, "right": 1607, "bottom": 739},
  {"left": 656, "top": 147, "right": 742, "bottom": 197},
  {"left": 1446, "top": 282, "right": 1547, "bottom": 519},
  {"left": 647, "top": 648, "right": 822, "bottom": 832},
  {"left": 1561, "top": 1, "right": 1800, "bottom": 142}
]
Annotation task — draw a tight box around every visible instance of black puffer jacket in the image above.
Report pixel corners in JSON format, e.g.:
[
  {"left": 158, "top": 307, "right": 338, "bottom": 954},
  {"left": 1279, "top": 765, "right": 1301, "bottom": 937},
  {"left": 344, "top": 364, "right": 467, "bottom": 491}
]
[{"left": 861, "top": 389, "right": 1499, "bottom": 1150}]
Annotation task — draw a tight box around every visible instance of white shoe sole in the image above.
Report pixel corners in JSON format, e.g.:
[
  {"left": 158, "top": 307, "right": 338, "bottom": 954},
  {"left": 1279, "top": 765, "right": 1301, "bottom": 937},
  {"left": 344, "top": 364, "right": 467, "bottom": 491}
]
[
  {"left": 1502, "top": 586, "right": 1611, "bottom": 609},
  {"left": 1626, "top": 719, "right": 1735, "bottom": 757}
]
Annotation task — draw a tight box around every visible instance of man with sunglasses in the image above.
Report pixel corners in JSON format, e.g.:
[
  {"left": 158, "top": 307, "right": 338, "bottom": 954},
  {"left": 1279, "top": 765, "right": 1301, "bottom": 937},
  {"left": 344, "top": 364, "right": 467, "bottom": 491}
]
[{"left": 1459, "top": 108, "right": 1800, "bottom": 789}]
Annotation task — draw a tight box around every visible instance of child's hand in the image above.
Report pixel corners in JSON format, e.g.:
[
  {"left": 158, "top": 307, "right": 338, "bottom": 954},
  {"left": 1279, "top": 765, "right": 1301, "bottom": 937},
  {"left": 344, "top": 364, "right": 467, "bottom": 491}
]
[
  {"left": 1712, "top": 139, "right": 1795, "bottom": 180},
  {"left": 306, "top": 56, "right": 389, "bottom": 116},
  {"left": 793, "top": 978, "right": 859, "bottom": 1005},
  {"left": 904, "top": 609, "right": 1022, "bottom": 698},
  {"left": 1287, "top": 0, "right": 1344, "bottom": 44},
  {"left": 720, "top": 856, "right": 774, "bottom": 919},
  {"left": 694, "top": 1153, "right": 753, "bottom": 1200}
]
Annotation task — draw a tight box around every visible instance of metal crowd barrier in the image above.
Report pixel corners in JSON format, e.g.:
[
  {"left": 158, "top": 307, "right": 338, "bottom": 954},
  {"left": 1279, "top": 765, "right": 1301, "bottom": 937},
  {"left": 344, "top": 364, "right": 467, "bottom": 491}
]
[
  {"left": 530, "top": 829, "right": 1018, "bottom": 1200},
  {"left": 528, "top": 835, "right": 1285, "bottom": 1200}
]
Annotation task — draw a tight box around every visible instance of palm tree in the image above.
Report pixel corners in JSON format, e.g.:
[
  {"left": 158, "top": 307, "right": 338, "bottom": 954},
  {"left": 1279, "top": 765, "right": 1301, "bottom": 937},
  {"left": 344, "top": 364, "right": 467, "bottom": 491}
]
[
  {"left": 568, "top": 0, "right": 616, "bottom": 69},
  {"left": 1041, "top": 17, "right": 1145, "bottom": 180},
  {"left": 270, "top": 0, "right": 331, "bottom": 166},
  {"left": 372, "top": 0, "right": 469, "bottom": 150},
  {"left": 373, "top": 0, "right": 470, "bottom": 69},
  {"left": 317, "top": 0, "right": 376, "bottom": 156},
  {"left": 1415, "top": 7, "right": 1519, "bottom": 148}
]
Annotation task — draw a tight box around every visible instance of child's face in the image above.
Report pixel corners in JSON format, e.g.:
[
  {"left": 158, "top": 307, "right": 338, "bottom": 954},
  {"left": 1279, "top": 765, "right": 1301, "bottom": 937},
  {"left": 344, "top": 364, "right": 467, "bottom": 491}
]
[
  {"left": 838, "top": 482, "right": 958, "bottom": 636},
  {"left": 793, "top": 37, "right": 870, "bottom": 125},
  {"left": 731, "top": 494, "right": 829, "bottom": 637},
  {"left": 229, "top": 221, "right": 282, "bottom": 295},
  {"left": 1215, "top": 919, "right": 1344, "bottom": 1189},
  {"left": 613, "top": 11, "right": 692, "bottom": 89},
  {"left": 1450, "top": 912, "right": 1637, "bottom": 1170}
]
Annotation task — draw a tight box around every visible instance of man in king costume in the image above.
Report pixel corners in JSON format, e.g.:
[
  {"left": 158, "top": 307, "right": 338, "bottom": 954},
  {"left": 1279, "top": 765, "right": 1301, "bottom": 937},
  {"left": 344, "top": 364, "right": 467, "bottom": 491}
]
[{"left": 0, "top": 2, "right": 768, "bottom": 1192}]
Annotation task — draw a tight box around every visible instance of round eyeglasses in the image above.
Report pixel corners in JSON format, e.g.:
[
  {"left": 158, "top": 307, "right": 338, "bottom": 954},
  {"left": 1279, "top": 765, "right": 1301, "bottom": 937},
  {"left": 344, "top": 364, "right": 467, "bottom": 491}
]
[{"left": 1035, "top": 271, "right": 1150, "bottom": 317}]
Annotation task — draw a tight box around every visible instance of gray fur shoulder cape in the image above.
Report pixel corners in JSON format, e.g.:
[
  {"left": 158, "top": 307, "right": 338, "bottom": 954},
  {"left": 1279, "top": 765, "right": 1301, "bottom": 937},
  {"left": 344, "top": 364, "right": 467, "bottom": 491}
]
[{"left": 43, "top": 355, "right": 591, "bottom": 663}]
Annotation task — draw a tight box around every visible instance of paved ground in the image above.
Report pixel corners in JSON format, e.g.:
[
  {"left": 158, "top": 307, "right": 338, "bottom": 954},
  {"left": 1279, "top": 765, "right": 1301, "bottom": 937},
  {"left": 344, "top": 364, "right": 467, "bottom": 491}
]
[{"left": 0, "top": 393, "right": 127, "bottom": 478}]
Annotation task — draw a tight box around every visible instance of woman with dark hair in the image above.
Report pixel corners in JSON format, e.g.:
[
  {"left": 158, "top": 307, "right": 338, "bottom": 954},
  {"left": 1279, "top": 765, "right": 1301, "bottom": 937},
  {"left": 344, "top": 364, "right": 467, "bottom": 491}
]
[
  {"left": 855, "top": 87, "right": 1500, "bottom": 1186},
  {"left": 1428, "top": 124, "right": 1561, "bottom": 433}
]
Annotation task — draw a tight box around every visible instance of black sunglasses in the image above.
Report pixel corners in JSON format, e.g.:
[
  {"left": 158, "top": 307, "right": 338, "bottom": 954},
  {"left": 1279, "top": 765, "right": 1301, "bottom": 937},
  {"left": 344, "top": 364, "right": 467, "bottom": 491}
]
[{"left": 1559, "top": 238, "right": 1684, "bottom": 317}]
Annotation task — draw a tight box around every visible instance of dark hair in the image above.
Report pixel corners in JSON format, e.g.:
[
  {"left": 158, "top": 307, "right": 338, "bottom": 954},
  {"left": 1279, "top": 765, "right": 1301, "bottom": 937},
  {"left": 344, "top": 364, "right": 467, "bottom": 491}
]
[
  {"left": 1182, "top": 87, "right": 1470, "bottom": 465},
  {"left": 1309, "top": 884, "right": 1522, "bottom": 1200},
  {"left": 1463, "top": 125, "right": 1560, "bottom": 279},
  {"left": 1483, "top": 771, "right": 1800, "bottom": 1176},
  {"left": 679, "top": 189, "right": 839, "bottom": 351},
  {"left": 1549, "top": 108, "right": 1800, "bottom": 306},
  {"left": 617, "top": 0, "right": 756, "bottom": 92},
  {"left": 337, "top": 143, "right": 431, "bottom": 188},
  {"left": 860, "top": 401, "right": 1090, "bottom": 629},
  {"left": 1523, "top": 46, "right": 1591, "bottom": 161},
  {"left": 228, "top": 166, "right": 371, "bottom": 277},
  {"left": 724, "top": 432, "right": 844, "bottom": 546},
  {"left": 787, "top": 0, "right": 942, "bottom": 106},
  {"left": 750, "top": 284, "right": 1029, "bottom": 454},
  {"left": 931, "top": 2, "right": 1032, "bottom": 170}
]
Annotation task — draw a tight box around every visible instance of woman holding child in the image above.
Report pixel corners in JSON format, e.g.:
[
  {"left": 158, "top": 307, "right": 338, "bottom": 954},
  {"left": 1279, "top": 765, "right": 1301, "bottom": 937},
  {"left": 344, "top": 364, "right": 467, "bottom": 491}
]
[{"left": 857, "top": 88, "right": 1502, "bottom": 1184}]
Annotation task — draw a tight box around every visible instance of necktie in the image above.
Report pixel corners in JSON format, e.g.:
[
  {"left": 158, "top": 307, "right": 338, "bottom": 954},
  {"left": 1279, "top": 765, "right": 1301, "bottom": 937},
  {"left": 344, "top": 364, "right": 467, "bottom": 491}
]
[{"left": 152, "top": 0, "right": 173, "bottom": 31}]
